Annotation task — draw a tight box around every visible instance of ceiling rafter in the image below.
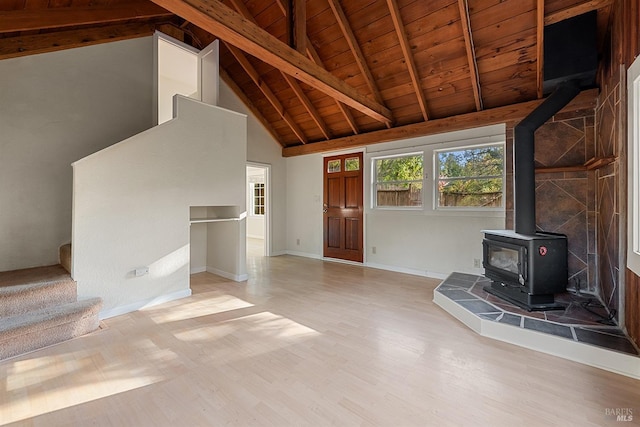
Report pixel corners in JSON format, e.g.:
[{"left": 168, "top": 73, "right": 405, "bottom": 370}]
[
  {"left": 457, "top": 0, "right": 482, "bottom": 112},
  {"left": 544, "top": 0, "right": 612, "bottom": 25},
  {"left": 220, "top": 68, "right": 284, "bottom": 147},
  {"left": 292, "top": 0, "right": 306, "bottom": 54},
  {"left": 386, "top": 0, "right": 429, "bottom": 121},
  {"left": 536, "top": 0, "right": 544, "bottom": 98},
  {"left": 224, "top": 42, "right": 308, "bottom": 144},
  {"left": 326, "top": 0, "right": 392, "bottom": 127},
  {"left": 283, "top": 74, "right": 332, "bottom": 139},
  {"left": 0, "top": 0, "right": 172, "bottom": 34},
  {"left": 274, "top": 0, "right": 360, "bottom": 135},
  {"left": 0, "top": 22, "right": 157, "bottom": 60},
  {"left": 227, "top": 0, "right": 331, "bottom": 140},
  {"left": 305, "top": 39, "right": 359, "bottom": 134},
  {"left": 150, "top": 0, "right": 393, "bottom": 124},
  {"left": 283, "top": 88, "right": 598, "bottom": 157}
]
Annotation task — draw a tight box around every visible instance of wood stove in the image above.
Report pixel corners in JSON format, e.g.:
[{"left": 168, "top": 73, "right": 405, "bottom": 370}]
[
  {"left": 482, "top": 77, "right": 587, "bottom": 310},
  {"left": 485, "top": 13, "right": 597, "bottom": 311},
  {"left": 483, "top": 230, "right": 567, "bottom": 310}
]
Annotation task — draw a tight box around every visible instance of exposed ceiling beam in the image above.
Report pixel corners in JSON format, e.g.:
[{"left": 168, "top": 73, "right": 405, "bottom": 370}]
[
  {"left": 457, "top": 0, "right": 482, "bottom": 111},
  {"left": 150, "top": 0, "right": 392, "bottom": 124},
  {"left": 544, "top": 0, "right": 613, "bottom": 26},
  {"left": 283, "top": 89, "right": 598, "bottom": 157},
  {"left": 227, "top": 0, "right": 330, "bottom": 140},
  {"left": 326, "top": 0, "right": 390, "bottom": 124},
  {"left": 293, "top": 0, "right": 306, "bottom": 54},
  {"left": 225, "top": 42, "right": 308, "bottom": 144},
  {"left": 274, "top": 0, "right": 359, "bottom": 134},
  {"left": 387, "top": 0, "right": 429, "bottom": 121},
  {"left": 536, "top": 0, "right": 544, "bottom": 98},
  {"left": 0, "top": 0, "right": 172, "bottom": 34},
  {"left": 283, "top": 74, "right": 332, "bottom": 140},
  {"left": 0, "top": 22, "right": 156, "bottom": 60},
  {"left": 220, "top": 68, "right": 284, "bottom": 147}
]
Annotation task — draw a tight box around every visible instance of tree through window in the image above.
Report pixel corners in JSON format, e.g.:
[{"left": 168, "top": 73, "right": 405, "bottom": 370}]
[
  {"left": 373, "top": 153, "right": 423, "bottom": 207},
  {"left": 436, "top": 145, "right": 504, "bottom": 208}
]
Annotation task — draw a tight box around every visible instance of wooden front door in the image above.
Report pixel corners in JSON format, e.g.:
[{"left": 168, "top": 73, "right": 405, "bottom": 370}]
[{"left": 323, "top": 153, "right": 363, "bottom": 262}]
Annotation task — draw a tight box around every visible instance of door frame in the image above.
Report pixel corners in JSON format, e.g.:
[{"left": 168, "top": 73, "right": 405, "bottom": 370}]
[
  {"left": 247, "top": 162, "right": 271, "bottom": 257},
  {"left": 322, "top": 149, "right": 366, "bottom": 263}
]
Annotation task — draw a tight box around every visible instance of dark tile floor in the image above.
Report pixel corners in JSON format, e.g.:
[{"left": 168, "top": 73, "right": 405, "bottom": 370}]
[{"left": 436, "top": 272, "right": 639, "bottom": 356}]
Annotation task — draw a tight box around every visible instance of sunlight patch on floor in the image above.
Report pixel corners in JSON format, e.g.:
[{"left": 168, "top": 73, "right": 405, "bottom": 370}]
[
  {"left": 143, "top": 294, "right": 254, "bottom": 323},
  {"left": 174, "top": 311, "right": 320, "bottom": 352},
  {"left": 1, "top": 353, "right": 164, "bottom": 425}
]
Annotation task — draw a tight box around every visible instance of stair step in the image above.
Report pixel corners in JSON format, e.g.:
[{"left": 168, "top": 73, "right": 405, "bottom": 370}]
[
  {"left": 0, "top": 269, "right": 77, "bottom": 318},
  {"left": 60, "top": 244, "right": 72, "bottom": 274},
  {"left": 0, "top": 264, "right": 70, "bottom": 287},
  {"left": 0, "top": 297, "right": 102, "bottom": 360}
]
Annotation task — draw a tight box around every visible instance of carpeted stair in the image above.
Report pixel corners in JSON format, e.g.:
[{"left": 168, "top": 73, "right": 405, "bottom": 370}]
[{"left": 0, "top": 264, "right": 102, "bottom": 360}]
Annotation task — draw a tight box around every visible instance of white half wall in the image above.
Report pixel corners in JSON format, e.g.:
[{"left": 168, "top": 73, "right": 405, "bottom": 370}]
[
  {"left": 72, "top": 96, "right": 247, "bottom": 315},
  {"left": 0, "top": 37, "right": 154, "bottom": 271},
  {"left": 285, "top": 125, "right": 506, "bottom": 277},
  {"left": 219, "top": 81, "right": 287, "bottom": 255}
]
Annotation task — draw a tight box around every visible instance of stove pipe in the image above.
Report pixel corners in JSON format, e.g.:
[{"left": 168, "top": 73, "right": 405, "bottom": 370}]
[{"left": 513, "top": 80, "right": 581, "bottom": 235}]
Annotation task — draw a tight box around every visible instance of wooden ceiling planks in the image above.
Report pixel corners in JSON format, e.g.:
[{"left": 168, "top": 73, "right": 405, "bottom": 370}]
[{"left": 0, "top": 0, "right": 609, "bottom": 153}]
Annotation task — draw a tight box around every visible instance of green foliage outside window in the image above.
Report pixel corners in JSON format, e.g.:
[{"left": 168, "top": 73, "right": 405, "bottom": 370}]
[
  {"left": 437, "top": 146, "right": 503, "bottom": 207},
  {"left": 374, "top": 154, "right": 423, "bottom": 207}
]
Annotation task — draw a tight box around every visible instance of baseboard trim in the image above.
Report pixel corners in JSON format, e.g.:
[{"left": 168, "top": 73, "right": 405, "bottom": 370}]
[
  {"left": 99, "top": 289, "right": 192, "bottom": 320},
  {"left": 285, "top": 250, "right": 322, "bottom": 260},
  {"left": 206, "top": 267, "right": 248, "bottom": 282},
  {"left": 365, "top": 262, "right": 448, "bottom": 280},
  {"left": 190, "top": 266, "right": 207, "bottom": 274},
  {"left": 284, "top": 251, "right": 447, "bottom": 281}
]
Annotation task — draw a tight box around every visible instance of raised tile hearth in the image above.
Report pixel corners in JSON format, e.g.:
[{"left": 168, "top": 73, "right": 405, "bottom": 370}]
[{"left": 434, "top": 272, "right": 640, "bottom": 379}]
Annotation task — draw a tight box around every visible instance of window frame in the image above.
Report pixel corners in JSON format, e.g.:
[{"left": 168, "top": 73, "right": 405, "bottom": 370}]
[
  {"left": 433, "top": 142, "right": 506, "bottom": 211},
  {"left": 371, "top": 151, "right": 425, "bottom": 210},
  {"left": 628, "top": 55, "right": 640, "bottom": 276},
  {"left": 249, "top": 182, "right": 265, "bottom": 216}
]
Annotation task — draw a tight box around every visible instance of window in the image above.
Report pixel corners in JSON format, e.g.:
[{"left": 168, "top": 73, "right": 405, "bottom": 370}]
[
  {"left": 628, "top": 55, "right": 640, "bottom": 275},
  {"left": 435, "top": 144, "right": 504, "bottom": 208},
  {"left": 345, "top": 157, "right": 360, "bottom": 171},
  {"left": 373, "top": 153, "right": 423, "bottom": 207},
  {"left": 251, "top": 183, "right": 265, "bottom": 216}
]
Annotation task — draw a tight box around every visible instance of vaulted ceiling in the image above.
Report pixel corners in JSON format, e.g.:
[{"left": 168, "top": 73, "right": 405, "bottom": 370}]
[{"left": 0, "top": 0, "right": 610, "bottom": 156}]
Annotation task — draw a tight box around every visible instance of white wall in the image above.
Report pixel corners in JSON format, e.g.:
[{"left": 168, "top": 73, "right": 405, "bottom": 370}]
[
  {"left": 285, "top": 125, "right": 506, "bottom": 278},
  {"left": 0, "top": 38, "right": 154, "bottom": 271},
  {"left": 72, "top": 96, "right": 247, "bottom": 316},
  {"left": 218, "top": 81, "right": 287, "bottom": 255}
]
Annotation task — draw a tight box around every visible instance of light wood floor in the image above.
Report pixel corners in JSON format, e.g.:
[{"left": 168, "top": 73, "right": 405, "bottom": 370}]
[{"left": 1, "top": 255, "right": 638, "bottom": 426}]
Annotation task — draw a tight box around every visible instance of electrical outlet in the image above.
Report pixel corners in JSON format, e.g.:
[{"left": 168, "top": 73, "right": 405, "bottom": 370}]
[
  {"left": 473, "top": 258, "right": 482, "bottom": 268},
  {"left": 372, "top": 246, "right": 377, "bottom": 254}
]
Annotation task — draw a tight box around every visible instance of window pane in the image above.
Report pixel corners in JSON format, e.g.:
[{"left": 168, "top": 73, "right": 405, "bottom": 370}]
[
  {"left": 376, "top": 181, "right": 423, "bottom": 207},
  {"left": 438, "top": 178, "right": 503, "bottom": 207},
  {"left": 345, "top": 157, "right": 360, "bottom": 171},
  {"left": 374, "top": 154, "right": 423, "bottom": 207},
  {"left": 327, "top": 159, "right": 341, "bottom": 173},
  {"left": 253, "top": 183, "right": 265, "bottom": 215},
  {"left": 438, "top": 146, "right": 503, "bottom": 178},
  {"left": 437, "top": 145, "right": 503, "bottom": 208},
  {"left": 376, "top": 155, "right": 423, "bottom": 182}
]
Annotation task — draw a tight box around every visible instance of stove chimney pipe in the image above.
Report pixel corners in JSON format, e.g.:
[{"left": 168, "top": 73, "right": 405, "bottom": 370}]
[{"left": 514, "top": 80, "right": 581, "bottom": 235}]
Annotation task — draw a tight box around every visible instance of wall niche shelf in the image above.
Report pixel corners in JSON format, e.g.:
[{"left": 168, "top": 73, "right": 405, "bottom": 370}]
[
  {"left": 534, "top": 156, "right": 616, "bottom": 174},
  {"left": 189, "top": 205, "right": 245, "bottom": 224}
]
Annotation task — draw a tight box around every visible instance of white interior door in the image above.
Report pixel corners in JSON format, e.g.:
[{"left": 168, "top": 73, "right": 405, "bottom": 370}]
[{"left": 198, "top": 40, "right": 219, "bottom": 106}]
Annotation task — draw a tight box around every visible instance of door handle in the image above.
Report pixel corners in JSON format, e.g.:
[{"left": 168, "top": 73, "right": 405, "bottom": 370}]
[{"left": 323, "top": 203, "right": 328, "bottom": 214}]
